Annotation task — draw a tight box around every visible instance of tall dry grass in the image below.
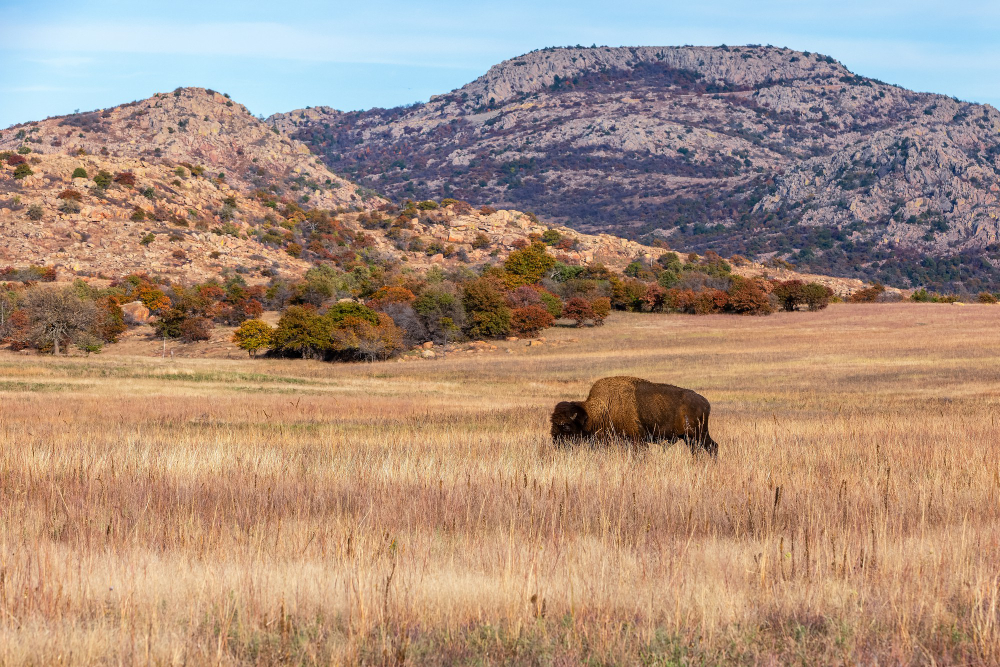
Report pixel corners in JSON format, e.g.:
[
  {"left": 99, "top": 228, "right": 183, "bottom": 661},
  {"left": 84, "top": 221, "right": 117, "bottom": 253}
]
[{"left": 2, "top": 303, "right": 1000, "bottom": 664}]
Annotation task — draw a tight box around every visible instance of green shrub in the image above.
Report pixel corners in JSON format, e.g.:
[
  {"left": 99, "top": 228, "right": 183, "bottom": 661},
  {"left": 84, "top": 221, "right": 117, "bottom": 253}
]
[
  {"left": 462, "top": 277, "right": 511, "bottom": 339},
  {"left": 26, "top": 205, "right": 43, "bottom": 220},
  {"left": 71, "top": 167, "right": 88, "bottom": 179},
  {"left": 13, "top": 164, "right": 33, "bottom": 179},
  {"left": 93, "top": 170, "right": 113, "bottom": 189}
]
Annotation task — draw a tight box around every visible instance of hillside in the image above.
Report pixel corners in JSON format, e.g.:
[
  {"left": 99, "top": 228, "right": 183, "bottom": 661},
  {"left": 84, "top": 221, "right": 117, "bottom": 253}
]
[
  {"left": 272, "top": 45, "right": 1000, "bottom": 291},
  {"left": 0, "top": 87, "right": 381, "bottom": 282},
  {"left": 0, "top": 86, "right": 871, "bottom": 296}
]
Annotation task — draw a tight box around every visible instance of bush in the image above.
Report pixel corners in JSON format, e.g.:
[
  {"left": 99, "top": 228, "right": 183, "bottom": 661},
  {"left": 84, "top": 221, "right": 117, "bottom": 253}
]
[
  {"left": 503, "top": 242, "right": 555, "bottom": 288},
  {"left": 94, "top": 296, "right": 127, "bottom": 343},
  {"left": 591, "top": 297, "right": 611, "bottom": 324},
  {"left": 726, "top": 277, "right": 774, "bottom": 315},
  {"left": 324, "top": 301, "right": 379, "bottom": 328},
  {"left": 59, "top": 199, "right": 81, "bottom": 214},
  {"left": 13, "top": 164, "right": 33, "bottom": 179},
  {"left": 564, "top": 297, "right": 594, "bottom": 326},
  {"left": 26, "top": 205, "right": 43, "bottom": 221},
  {"left": 541, "top": 229, "right": 561, "bottom": 245},
  {"left": 330, "top": 313, "right": 404, "bottom": 361},
  {"left": 71, "top": 167, "right": 88, "bottom": 179},
  {"left": 849, "top": 283, "right": 886, "bottom": 303},
  {"left": 462, "top": 277, "right": 511, "bottom": 339},
  {"left": 802, "top": 283, "right": 834, "bottom": 310},
  {"left": 412, "top": 287, "right": 466, "bottom": 343},
  {"left": 471, "top": 233, "right": 491, "bottom": 249},
  {"left": 511, "top": 305, "right": 554, "bottom": 337},
  {"left": 58, "top": 189, "right": 83, "bottom": 201},
  {"left": 179, "top": 316, "right": 213, "bottom": 342},
  {"left": 368, "top": 286, "right": 415, "bottom": 308},
  {"left": 113, "top": 171, "right": 136, "bottom": 187},
  {"left": 771, "top": 280, "right": 805, "bottom": 311},
  {"left": 271, "top": 306, "right": 328, "bottom": 359},
  {"left": 978, "top": 292, "right": 998, "bottom": 304},
  {"left": 232, "top": 319, "right": 274, "bottom": 357},
  {"left": 694, "top": 289, "right": 729, "bottom": 314},
  {"left": 93, "top": 170, "right": 113, "bottom": 189}
]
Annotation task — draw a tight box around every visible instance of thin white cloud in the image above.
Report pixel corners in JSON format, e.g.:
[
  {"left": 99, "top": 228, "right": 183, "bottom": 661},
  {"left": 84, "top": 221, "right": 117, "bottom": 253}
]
[
  {"left": 6, "top": 20, "right": 502, "bottom": 67},
  {"left": 27, "top": 56, "right": 95, "bottom": 68}
]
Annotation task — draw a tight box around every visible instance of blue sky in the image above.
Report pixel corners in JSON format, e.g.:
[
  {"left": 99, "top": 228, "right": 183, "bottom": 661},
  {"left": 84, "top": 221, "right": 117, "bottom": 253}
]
[{"left": 2, "top": 0, "right": 999, "bottom": 128}]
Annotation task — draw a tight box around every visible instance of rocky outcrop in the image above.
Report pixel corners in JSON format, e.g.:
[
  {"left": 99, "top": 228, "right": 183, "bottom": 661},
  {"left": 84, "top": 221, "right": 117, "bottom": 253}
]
[{"left": 273, "top": 45, "right": 1000, "bottom": 290}]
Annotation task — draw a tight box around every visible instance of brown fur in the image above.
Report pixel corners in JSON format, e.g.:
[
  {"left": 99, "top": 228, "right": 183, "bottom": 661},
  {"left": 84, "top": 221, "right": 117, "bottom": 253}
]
[{"left": 551, "top": 376, "right": 718, "bottom": 455}]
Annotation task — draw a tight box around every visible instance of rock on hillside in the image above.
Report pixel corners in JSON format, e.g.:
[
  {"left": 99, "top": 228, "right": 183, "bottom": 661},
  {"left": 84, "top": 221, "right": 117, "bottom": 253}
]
[
  {"left": 273, "top": 45, "right": 1000, "bottom": 291},
  {"left": 0, "top": 88, "right": 387, "bottom": 282}
]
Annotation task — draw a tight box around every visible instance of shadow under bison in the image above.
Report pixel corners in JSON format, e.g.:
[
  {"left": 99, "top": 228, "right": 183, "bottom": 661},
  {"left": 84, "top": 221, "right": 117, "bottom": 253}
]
[{"left": 551, "top": 376, "right": 718, "bottom": 456}]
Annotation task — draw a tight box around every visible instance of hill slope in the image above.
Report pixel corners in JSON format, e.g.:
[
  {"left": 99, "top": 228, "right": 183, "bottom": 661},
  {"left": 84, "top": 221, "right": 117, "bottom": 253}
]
[
  {"left": 0, "top": 87, "right": 384, "bottom": 282},
  {"left": 271, "top": 45, "right": 1000, "bottom": 291}
]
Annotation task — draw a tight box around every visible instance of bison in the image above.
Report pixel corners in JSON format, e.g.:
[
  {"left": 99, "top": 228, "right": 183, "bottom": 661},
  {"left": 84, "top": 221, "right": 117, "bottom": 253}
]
[{"left": 551, "top": 376, "right": 718, "bottom": 455}]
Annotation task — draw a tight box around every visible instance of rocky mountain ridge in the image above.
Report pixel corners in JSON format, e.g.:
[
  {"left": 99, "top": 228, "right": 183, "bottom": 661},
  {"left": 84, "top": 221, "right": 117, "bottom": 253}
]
[
  {"left": 0, "top": 86, "right": 894, "bottom": 298},
  {"left": 272, "top": 45, "right": 1000, "bottom": 291}
]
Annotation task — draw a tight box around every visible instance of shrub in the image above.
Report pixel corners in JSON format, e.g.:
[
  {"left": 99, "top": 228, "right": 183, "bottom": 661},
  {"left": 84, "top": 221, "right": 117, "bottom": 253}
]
[
  {"left": 286, "top": 242, "right": 303, "bottom": 257},
  {"left": 131, "top": 207, "right": 146, "bottom": 221},
  {"left": 978, "top": 292, "right": 998, "bottom": 304},
  {"left": 6, "top": 154, "right": 26, "bottom": 166},
  {"left": 59, "top": 199, "right": 81, "bottom": 214},
  {"left": 368, "top": 286, "right": 415, "bottom": 308},
  {"left": 541, "top": 229, "right": 561, "bottom": 245},
  {"left": 849, "top": 283, "right": 886, "bottom": 303},
  {"left": 471, "top": 233, "right": 491, "bottom": 249},
  {"left": 179, "top": 316, "right": 213, "bottom": 342},
  {"left": 802, "top": 283, "right": 834, "bottom": 310},
  {"left": 330, "top": 313, "right": 404, "bottom": 361},
  {"left": 726, "top": 277, "right": 774, "bottom": 315},
  {"left": 462, "top": 277, "right": 511, "bottom": 339},
  {"left": 511, "top": 305, "right": 554, "bottom": 337},
  {"left": 771, "top": 280, "right": 805, "bottom": 311},
  {"left": 416, "top": 200, "right": 438, "bottom": 210},
  {"left": 93, "top": 170, "right": 113, "bottom": 189},
  {"left": 694, "top": 289, "right": 729, "bottom": 314},
  {"left": 94, "top": 296, "right": 127, "bottom": 343},
  {"left": 564, "top": 298, "right": 594, "bottom": 326},
  {"left": 26, "top": 205, "right": 43, "bottom": 221},
  {"left": 412, "top": 287, "right": 466, "bottom": 343},
  {"left": 231, "top": 319, "right": 274, "bottom": 357},
  {"left": 58, "top": 189, "right": 83, "bottom": 201},
  {"left": 479, "top": 206, "right": 497, "bottom": 215},
  {"left": 503, "top": 242, "right": 555, "bottom": 288},
  {"left": 113, "top": 171, "right": 136, "bottom": 187},
  {"left": 71, "top": 167, "right": 88, "bottom": 179},
  {"left": 591, "top": 297, "right": 611, "bottom": 324},
  {"left": 139, "top": 232, "right": 155, "bottom": 245},
  {"left": 538, "top": 290, "right": 563, "bottom": 319},
  {"left": 271, "top": 306, "right": 329, "bottom": 359},
  {"left": 13, "top": 164, "right": 33, "bottom": 179},
  {"left": 324, "top": 301, "right": 380, "bottom": 328}
]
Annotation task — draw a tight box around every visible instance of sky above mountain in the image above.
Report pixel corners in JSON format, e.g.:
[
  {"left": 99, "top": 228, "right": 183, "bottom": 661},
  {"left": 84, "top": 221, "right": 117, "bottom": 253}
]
[{"left": 2, "top": 0, "right": 998, "bottom": 128}]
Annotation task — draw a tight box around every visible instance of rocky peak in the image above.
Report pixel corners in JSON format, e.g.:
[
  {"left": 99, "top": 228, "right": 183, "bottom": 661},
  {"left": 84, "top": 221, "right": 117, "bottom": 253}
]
[{"left": 455, "top": 45, "right": 850, "bottom": 108}]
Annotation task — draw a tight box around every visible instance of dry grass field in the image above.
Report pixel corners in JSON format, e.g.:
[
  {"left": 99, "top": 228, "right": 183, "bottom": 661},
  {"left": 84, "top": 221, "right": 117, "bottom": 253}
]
[{"left": 2, "top": 303, "right": 1000, "bottom": 665}]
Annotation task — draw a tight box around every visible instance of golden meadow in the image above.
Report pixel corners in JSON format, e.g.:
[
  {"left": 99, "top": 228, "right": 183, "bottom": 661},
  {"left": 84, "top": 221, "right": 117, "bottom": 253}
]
[{"left": 2, "top": 303, "right": 999, "bottom": 664}]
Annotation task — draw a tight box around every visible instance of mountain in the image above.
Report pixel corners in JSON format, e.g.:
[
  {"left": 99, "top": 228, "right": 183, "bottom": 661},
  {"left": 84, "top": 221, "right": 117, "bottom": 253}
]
[
  {"left": 271, "top": 45, "right": 1000, "bottom": 291},
  {"left": 0, "top": 87, "right": 383, "bottom": 282}
]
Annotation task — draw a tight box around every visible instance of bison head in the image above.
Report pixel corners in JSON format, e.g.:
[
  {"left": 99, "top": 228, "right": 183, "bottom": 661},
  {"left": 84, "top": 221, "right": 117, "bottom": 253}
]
[{"left": 550, "top": 401, "right": 588, "bottom": 443}]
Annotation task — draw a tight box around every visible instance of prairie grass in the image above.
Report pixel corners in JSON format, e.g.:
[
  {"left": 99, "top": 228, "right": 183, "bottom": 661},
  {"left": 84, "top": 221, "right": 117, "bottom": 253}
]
[{"left": 2, "top": 303, "right": 1000, "bottom": 664}]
